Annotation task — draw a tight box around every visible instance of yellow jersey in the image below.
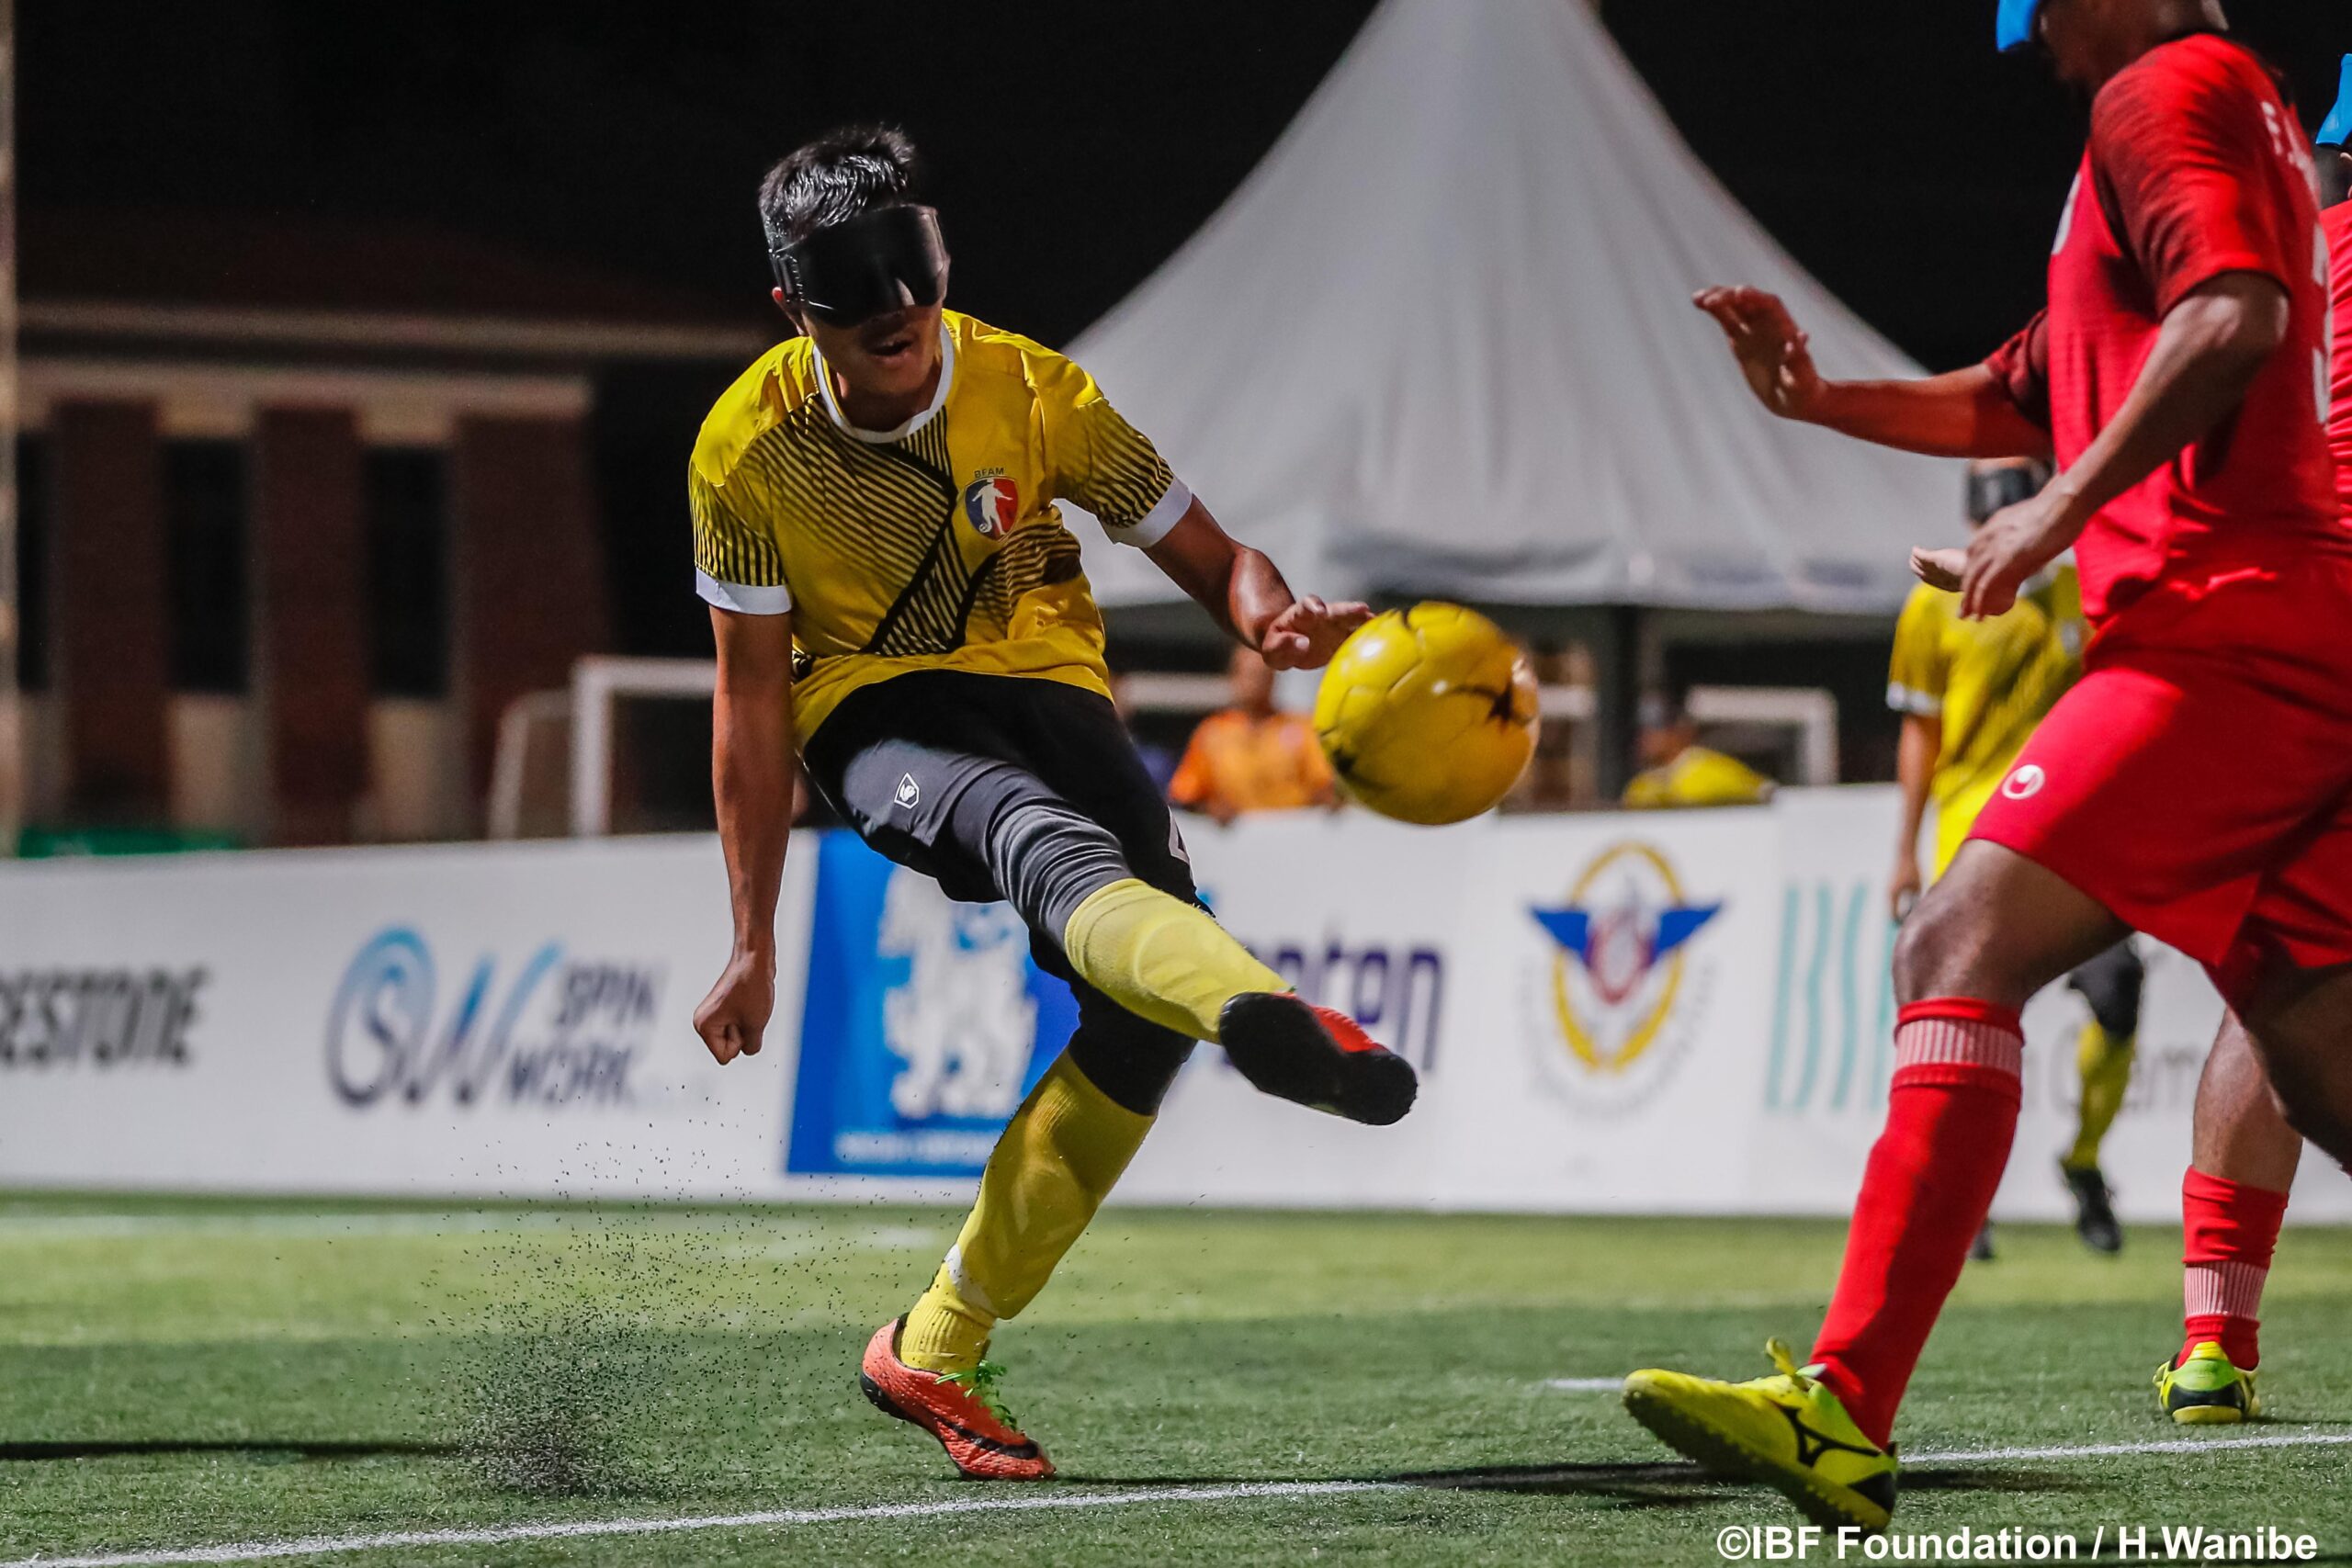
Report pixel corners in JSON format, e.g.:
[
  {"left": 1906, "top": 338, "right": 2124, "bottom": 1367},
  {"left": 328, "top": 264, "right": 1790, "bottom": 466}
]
[
  {"left": 690, "top": 310, "right": 1188, "bottom": 739},
  {"left": 1622, "top": 746, "right": 1774, "bottom": 809},
  {"left": 1886, "top": 567, "right": 2084, "bottom": 876}
]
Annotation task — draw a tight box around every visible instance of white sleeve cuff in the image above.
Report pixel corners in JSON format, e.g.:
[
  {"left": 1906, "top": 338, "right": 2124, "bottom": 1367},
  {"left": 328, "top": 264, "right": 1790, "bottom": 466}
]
[
  {"left": 696, "top": 570, "right": 792, "bottom": 615},
  {"left": 1112, "top": 478, "right": 1193, "bottom": 548},
  {"left": 1885, "top": 682, "right": 1942, "bottom": 717}
]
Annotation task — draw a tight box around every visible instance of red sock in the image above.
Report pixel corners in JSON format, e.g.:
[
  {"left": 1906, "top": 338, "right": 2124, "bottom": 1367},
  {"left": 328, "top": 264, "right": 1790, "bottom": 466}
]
[
  {"left": 2179, "top": 1167, "right": 2288, "bottom": 1370},
  {"left": 1812, "top": 998, "right": 2023, "bottom": 1449}
]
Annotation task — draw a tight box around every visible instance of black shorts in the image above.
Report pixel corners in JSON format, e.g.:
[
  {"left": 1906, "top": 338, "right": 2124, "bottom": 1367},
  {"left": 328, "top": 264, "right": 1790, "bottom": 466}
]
[
  {"left": 2065, "top": 939, "right": 2145, "bottom": 1038},
  {"left": 800, "top": 669, "right": 1196, "bottom": 912}
]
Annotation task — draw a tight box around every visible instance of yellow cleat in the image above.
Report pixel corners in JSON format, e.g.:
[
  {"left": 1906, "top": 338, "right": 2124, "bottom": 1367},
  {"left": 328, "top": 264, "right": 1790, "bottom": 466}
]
[
  {"left": 1624, "top": 1339, "right": 1897, "bottom": 1533},
  {"left": 2155, "top": 1342, "right": 2259, "bottom": 1426}
]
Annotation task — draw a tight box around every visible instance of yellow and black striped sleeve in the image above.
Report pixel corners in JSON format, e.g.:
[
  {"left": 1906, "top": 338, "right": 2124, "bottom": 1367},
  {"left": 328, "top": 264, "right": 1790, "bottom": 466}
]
[
  {"left": 691, "top": 463, "right": 792, "bottom": 615},
  {"left": 1038, "top": 354, "right": 1191, "bottom": 547}
]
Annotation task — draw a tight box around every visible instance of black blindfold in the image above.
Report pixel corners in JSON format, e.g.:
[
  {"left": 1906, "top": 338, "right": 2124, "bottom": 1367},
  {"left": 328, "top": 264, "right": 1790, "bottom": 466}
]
[
  {"left": 770, "top": 205, "right": 950, "bottom": 327},
  {"left": 1966, "top": 465, "right": 2046, "bottom": 524}
]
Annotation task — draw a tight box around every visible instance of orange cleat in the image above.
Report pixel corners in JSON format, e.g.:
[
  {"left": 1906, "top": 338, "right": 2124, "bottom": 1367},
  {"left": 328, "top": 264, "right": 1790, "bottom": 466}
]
[
  {"left": 858, "top": 1319, "right": 1056, "bottom": 1480},
  {"left": 1218, "top": 992, "right": 1418, "bottom": 1125}
]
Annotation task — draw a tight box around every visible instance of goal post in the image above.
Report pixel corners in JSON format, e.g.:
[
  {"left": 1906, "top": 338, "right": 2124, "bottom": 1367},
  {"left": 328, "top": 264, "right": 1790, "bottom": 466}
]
[{"left": 519, "top": 657, "right": 1842, "bottom": 838}]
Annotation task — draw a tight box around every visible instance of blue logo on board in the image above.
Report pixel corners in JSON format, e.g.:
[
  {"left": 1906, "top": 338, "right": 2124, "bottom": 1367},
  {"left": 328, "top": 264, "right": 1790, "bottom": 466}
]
[{"left": 786, "top": 834, "right": 1073, "bottom": 1177}]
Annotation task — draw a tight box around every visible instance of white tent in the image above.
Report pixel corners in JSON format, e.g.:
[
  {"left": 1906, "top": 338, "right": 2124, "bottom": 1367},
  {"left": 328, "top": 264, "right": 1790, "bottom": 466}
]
[{"left": 1068, "top": 0, "right": 1958, "bottom": 615}]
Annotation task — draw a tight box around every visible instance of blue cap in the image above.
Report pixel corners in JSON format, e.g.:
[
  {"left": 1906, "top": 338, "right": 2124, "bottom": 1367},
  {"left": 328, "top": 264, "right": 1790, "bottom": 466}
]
[
  {"left": 2321, "top": 55, "right": 2352, "bottom": 147},
  {"left": 1996, "top": 0, "right": 2044, "bottom": 52}
]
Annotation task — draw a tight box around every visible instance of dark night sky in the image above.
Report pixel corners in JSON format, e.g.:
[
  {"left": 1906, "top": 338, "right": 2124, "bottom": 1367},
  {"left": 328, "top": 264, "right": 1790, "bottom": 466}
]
[{"left": 27, "top": 2, "right": 2346, "bottom": 372}]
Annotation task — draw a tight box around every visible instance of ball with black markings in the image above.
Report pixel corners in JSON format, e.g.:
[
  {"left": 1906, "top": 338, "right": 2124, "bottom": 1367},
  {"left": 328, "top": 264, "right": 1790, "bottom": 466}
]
[{"left": 1312, "top": 603, "right": 1539, "bottom": 826}]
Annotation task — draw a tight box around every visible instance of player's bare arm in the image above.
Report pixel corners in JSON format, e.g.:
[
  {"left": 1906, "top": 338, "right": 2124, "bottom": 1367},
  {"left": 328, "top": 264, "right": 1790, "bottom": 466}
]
[
  {"left": 1920, "top": 274, "right": 2291, "bottom": 618},
  {"left": 1146, "top": 497, "right": 1370, "bottom": 670},
  {"left": 693, "top": 604, "right": 797, "bottom": 1066},
  {"left": 1692, "top": 286, "right": 2051, "bottom": 458}
]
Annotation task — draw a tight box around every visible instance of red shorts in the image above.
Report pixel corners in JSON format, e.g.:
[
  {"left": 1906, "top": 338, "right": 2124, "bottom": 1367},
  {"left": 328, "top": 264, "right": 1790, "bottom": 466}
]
[{"left": 1968, "top": 561, "right": 2352, "bottom": 1008}]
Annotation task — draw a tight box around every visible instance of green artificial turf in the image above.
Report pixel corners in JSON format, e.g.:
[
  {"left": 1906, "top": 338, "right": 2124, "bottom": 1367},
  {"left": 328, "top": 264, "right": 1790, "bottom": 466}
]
[{"left": 3, "top": 1195, "right": 2347, "bottom": 1565}]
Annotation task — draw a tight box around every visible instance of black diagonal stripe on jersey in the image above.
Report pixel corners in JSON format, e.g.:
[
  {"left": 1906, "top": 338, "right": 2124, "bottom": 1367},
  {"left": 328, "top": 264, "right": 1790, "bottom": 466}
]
[
  {"left": 763, "top": 420, "right": 942, "bottom": 579},
  {"left": 864, "top": 414, "right": 956, "bottom": 496},
  {"left": 865, "top": 514, "right": 974, "bottom": 657},
  {"left": 897, "top": 419, "right": 954, "bottom": 484},
  {"left": 971, "top": 526, "right": 1084, "bottom": 633},
  {"left": 727, "top": 412, "right": 931, "bottom": 582},
  {"left": 857, "top": 418, "right": 988, "bottom": 659}
]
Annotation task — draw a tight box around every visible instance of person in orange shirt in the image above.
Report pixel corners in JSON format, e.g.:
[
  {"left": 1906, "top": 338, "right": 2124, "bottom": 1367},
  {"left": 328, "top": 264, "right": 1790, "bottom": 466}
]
[{"left": 1169, "top": 647, "right": 1336, "bottom": 824}]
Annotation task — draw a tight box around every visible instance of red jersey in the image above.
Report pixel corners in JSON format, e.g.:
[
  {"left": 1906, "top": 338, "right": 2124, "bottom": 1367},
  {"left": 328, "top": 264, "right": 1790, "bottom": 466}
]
[
  {"left": 2329, "top": 202, "right": 2352, "bottom": 515},
  {"left": 1984, "top": 36, "right": 2349, "bottom": 624}
]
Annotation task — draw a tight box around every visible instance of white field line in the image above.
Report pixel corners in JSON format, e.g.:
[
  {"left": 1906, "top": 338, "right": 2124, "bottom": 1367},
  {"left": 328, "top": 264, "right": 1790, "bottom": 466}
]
[
  {"left": 0, "top": 1483, "right": 1390, "bottom": 1568},
  {"left": 1907, "top": 1430, "right": 2352, "bottom": 1465},
  {"left": 7, "top": 1431, "right": 2348, "bottom": 1568},
  {"left": 1541, "top": 1377, "right": 1628, "bottom": 1392}
]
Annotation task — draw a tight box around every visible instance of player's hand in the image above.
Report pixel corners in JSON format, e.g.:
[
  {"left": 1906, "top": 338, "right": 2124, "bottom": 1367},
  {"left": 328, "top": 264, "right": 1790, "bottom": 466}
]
[
  {"left": 1692, "top": 287, "right": 1825, "bottom": 421},
  {"left": 1888, "top": 858, "right": 1922, "bottom": 924},
  {"left": 1909, "top": 547, "right": 1966, "bottom": 592},
  {"left": 1958, "top": 491, "right": 2070, "bottom": 620},
  {"left": 1259, "top": 594, "right": 1371, "bottom": 671},
  {"left": 694, "top": 948, "right": 775, "bottom": 1066}
]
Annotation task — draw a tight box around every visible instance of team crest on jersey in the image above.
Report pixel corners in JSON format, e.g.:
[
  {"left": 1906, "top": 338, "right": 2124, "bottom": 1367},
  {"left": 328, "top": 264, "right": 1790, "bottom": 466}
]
[
  {"left": 962, "top": 475, "right": 1021, "bottom": 540},
  {"left": 1521, "top": 840, "right": 1724, "bottom": 1116}
]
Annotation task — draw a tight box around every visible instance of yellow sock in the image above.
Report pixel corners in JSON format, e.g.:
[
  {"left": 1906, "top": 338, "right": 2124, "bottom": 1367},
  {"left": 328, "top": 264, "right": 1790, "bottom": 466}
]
[
  {"left": 1060, "top": 878, "right": 1286, "bottom": 1044},
  {"left": 2064, "top": 1021, "right": 2136, "bottom": 1172},
  {"left": 899, "top": 1053, "right": 1154, "bottom": 1374}
]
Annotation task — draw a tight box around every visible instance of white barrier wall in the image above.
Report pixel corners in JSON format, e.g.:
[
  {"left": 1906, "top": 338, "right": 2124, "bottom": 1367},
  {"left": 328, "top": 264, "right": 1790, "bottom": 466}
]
[
  {"left": 2, "top": 792, "right": 2344, "bottom": 1222},
  {"left": 0, "top": 839, "right": 817, "bottom": 1200}
]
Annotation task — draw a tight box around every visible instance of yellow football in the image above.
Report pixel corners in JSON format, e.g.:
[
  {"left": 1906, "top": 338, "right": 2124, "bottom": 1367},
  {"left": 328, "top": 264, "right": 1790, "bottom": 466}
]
[{"left": 1312, "top": 604, "right": 1540, "bottom": 826}]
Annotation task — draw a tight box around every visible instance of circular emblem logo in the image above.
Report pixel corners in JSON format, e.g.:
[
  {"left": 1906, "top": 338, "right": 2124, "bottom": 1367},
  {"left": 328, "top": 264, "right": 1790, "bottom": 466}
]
[
  {"left": 1521, "top": 840, "right": 1724, "bottom": 1116},
  {"left": 962, "top": 476, "right": 1021, "bottom": 541},
  {"left": 2003, "top": 764, "right": 2046, "bottom": 800}
]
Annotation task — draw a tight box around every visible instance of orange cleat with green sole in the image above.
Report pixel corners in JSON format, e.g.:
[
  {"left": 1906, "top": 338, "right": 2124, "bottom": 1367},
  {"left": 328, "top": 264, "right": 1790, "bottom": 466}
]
[{"left": 858, "top": 1318, "right": 1056, "bottom": 1480}]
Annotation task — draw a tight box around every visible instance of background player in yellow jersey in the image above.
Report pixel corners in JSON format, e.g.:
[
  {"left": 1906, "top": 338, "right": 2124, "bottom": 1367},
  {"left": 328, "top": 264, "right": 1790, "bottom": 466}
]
[
  {"left": 1886, "top": 458, "right": 2138, "bottom": 1256},
  {"left": 1623, "top": 687, "right": 1774, "bottom": 808},
  {"left": 686, "top": 127, "right": 1417, "bottom": 1482}
]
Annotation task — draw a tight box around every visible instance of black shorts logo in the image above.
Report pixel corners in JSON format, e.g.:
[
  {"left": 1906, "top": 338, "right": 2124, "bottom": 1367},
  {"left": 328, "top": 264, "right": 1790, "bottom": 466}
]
[{"left": 894, "top": 773, "right": 922, "bottom": 810}]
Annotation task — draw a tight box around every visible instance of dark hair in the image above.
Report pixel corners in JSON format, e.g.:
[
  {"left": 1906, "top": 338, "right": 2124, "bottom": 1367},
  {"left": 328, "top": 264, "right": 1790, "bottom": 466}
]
[{"left": 759, "top": 124, "right": 923, "bottom": 251}]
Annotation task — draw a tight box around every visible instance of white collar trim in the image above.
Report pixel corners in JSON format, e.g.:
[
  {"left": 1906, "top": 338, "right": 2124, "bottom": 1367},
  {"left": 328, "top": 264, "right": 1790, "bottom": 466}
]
[{"left": 814, "top": 319, "right": 955, "bottom": 444}]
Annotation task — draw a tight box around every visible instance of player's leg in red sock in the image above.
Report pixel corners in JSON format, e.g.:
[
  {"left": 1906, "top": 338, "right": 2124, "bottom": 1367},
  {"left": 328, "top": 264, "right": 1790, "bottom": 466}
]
[
  {"left": 2180, "top": 1011, "right": 2300, "bottom": 1369},
  {"left": 2181, "top": 1169, "right": 2288, "bottom": 1368},
  {"left": 1811, "top": 998, "right": 2022, "bottom": 1447},
  {"left": 1809, "top": 842, "right": 2127, "bottom": 1450}
]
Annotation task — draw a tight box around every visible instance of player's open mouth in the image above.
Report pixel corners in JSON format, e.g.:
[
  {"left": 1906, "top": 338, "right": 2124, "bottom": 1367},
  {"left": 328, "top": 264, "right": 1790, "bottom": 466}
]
[{"left": 863, "top": 326, "right": 918, "bottom": 364}]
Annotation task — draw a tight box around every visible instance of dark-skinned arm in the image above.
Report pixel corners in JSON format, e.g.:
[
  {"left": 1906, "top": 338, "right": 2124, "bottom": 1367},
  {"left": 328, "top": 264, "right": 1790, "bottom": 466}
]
[
  {"left": 1692, "top": 286, "right": 2052, "bottom": 460},
  {"left": 1804, "top": 368, "right": 2054, "bottom": 461}
]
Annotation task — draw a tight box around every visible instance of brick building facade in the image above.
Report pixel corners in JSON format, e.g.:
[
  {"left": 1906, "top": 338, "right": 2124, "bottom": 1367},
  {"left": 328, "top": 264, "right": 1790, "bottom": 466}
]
[{"left": 14, "top": 213, "right": 765, "bottom": 844}]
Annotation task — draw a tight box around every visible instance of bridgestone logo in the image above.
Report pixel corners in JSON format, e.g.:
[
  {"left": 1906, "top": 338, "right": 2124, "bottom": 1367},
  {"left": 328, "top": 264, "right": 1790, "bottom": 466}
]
[{"left": 0, "top": 968, "right": 207, "bottom": 1068}]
